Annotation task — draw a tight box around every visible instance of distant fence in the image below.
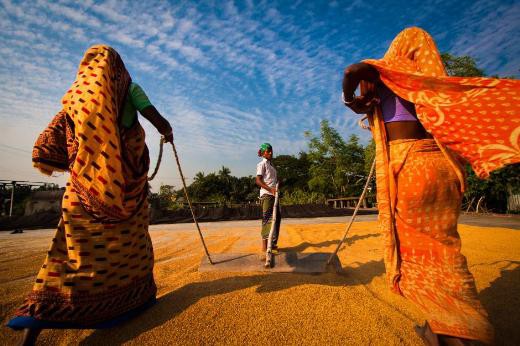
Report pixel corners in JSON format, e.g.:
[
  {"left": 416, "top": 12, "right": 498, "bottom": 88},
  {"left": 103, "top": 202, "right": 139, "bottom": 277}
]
[
  {"left": 152, "top": 204, "right": 378, "bottom": 225},
  {"left": 508, "top": 194, "right": 520, "bottom": 212},
  {"left": 326, "top": 196, "right": 377, "bottom": 209},
  {"left": 0, "top": 203, "right": 379, "bottom": 230}
]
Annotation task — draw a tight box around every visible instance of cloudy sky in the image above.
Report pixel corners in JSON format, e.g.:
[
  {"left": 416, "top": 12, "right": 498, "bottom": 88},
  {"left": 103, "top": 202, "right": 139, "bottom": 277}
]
[{"left": 0, "top": 0, "right": 518, "bottom": 191}]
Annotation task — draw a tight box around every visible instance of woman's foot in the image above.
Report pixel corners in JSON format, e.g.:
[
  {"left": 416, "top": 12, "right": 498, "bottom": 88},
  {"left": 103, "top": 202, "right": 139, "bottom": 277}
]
[
  {"left": 414, "top": 322, "right": 439, "bottom": 346},
  {"left": 415, "top": 323, "right": 474, "bottom": 346},
  {"left": 438, "top": 335, "right": 474, "bottom": 346},
  {"left": 21, "top": 328, "right": 41, "bottom": 346}
]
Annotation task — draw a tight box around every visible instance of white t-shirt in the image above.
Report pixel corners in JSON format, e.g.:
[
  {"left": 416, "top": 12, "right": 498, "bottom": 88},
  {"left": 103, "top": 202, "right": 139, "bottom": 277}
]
[{"left": 256, "top": 158, "right": 278, "bottom": 197}]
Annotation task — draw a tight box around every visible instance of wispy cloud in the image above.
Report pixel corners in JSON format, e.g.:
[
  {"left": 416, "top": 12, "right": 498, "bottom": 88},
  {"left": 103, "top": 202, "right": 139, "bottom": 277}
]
[{"left": 445, "top": 1, "right": 520, "bottom": 76}]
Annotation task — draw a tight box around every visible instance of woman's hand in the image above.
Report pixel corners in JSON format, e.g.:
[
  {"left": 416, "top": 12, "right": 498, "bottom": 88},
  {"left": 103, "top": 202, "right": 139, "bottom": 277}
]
[
  {"left": 342, "top": 63, "right": 380, "bottom": 114},
  {"left": 163, "top": 130, "right": 173, "bottom": 144},
  {"left": 346, "top": 94, "right": 380, "bottom": 114}
]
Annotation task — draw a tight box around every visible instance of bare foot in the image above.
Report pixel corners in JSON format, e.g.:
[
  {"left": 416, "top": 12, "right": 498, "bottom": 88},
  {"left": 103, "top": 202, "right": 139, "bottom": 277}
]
[
  {"left": 20, "top": 328, "right": 41, "bottom": 346},
  {"left": 415, "top": 323, "right": 475, "bottom": 346},
  {"left": 438, "top": 335, "right": 474, "bottom": 346},
  {"left": 414, "top": 323, "right": 439, "bottom": 346}
]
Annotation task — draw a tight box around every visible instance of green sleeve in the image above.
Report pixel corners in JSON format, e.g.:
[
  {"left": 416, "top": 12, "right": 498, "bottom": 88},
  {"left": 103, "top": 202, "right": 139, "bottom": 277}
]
[{"left": 129, "top": 82, "right": 153, "bottom": 111}]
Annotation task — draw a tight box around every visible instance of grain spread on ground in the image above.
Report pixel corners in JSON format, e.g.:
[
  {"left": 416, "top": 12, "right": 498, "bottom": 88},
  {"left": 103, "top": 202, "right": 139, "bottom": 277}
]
[{"left": 1, "top": 219, "right": 519, "bottom": 345}]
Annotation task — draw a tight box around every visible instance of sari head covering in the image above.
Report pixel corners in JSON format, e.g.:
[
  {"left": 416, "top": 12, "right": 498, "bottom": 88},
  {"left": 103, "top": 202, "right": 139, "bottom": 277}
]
[
  {"left": 10, "top": 45, "right": 155, "bottom": 329},
  {"left": 258, "top": 142, "right": 273, "bottom": 157},
  {"left": 33, "top": 45, "right": 148, "bottom": 223},
  {"left": 363, "top": 27, "right": 520, "bottom": 179}
]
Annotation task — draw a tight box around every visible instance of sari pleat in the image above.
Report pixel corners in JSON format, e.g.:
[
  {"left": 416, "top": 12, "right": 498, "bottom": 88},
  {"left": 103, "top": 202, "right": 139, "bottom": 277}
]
[{"left": 390, "top": 140, "right": 493, "bottom": 341}]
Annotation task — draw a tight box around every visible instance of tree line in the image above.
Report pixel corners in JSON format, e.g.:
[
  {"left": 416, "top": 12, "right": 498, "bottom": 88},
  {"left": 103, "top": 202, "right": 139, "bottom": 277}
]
[{"left": 156, "top": 120, "right": 374, "bottom": 207}]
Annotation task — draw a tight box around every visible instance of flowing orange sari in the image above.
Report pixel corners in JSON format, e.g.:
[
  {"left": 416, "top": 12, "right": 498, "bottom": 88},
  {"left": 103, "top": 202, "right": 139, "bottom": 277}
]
[
  {"left": 8, "top": 46, "right": 156, "bottom": 329},
  {"left": 362, "top": 27, "right": 519, "bottom": 343}
]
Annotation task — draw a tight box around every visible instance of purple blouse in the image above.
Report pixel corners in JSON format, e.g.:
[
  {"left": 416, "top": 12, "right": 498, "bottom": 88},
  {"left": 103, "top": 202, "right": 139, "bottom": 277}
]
[{"left": 377, "top": 83, "right": 418, "bottom": 123}]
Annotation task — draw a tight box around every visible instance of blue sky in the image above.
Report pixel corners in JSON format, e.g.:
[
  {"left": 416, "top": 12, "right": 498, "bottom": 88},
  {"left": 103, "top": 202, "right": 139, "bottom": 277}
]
[{"left": 0, "top": 0, "right": 518, "bottom": 191}]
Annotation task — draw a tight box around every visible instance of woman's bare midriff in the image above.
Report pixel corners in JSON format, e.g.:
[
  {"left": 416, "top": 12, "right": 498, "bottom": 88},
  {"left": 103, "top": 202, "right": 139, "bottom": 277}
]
[{"left": 385, "top": 121, "right": 433, "bottom": 141}]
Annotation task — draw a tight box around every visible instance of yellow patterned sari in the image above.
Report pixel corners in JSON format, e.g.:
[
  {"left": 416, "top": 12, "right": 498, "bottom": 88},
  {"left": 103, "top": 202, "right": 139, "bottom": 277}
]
[
  {"left": 8, "top": 45, "right": 156, "bottom": 329},
  {"left": 361, "top": 27, "right": 519, "bottom": 343}
]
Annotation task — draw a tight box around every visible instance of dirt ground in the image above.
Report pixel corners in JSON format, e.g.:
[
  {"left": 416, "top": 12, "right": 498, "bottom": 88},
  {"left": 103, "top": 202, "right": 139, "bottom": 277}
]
[{"left": 1, "top": 216, "right": 519, "bottom": 345}]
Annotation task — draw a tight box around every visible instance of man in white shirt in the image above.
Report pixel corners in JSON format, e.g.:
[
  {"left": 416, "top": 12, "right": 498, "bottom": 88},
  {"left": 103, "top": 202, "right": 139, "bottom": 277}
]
[{"left": 255, "top": 143, "right": 281, "bottom": 254}]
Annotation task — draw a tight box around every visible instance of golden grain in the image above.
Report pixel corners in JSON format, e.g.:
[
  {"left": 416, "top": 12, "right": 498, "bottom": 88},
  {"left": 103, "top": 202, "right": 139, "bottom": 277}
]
[{"left": 1, "top": 221, "right": 518, "bottom": 345}]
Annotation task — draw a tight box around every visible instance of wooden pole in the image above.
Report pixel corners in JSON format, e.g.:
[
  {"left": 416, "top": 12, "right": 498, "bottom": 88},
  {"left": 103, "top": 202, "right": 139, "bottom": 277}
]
[
  {"left": 9, "top": 181, "right": 15, "bottom": 217},
  {"left": 327, "top": 158, "right": 376, "bottom": 265},
  {"left": 265, "top": 183, "right": 280, "bottom": 268},
  {"left": 170, "top": 141, "right": 214, "bottom": 264}
]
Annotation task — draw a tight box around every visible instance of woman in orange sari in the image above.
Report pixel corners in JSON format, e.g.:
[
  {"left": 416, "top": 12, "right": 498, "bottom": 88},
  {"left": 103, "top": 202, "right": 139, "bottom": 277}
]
[
  {"left": 7, "top": 45, "right": 173, "bottom": 345},
  {"left": 342, "top": 27, "right": 519, "bottom": 345}
]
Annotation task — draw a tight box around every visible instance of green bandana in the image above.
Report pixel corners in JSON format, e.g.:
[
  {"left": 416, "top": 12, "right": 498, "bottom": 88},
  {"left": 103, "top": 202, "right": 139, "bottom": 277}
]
[{"left": 259, "top": 143, "right": 272, "bottom": 154}]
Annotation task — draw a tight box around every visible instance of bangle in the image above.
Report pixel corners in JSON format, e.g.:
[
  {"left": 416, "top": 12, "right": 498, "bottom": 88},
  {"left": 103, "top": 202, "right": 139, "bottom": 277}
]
[{"left": 342, "top": 92, "right": 355, "bottom": 105}]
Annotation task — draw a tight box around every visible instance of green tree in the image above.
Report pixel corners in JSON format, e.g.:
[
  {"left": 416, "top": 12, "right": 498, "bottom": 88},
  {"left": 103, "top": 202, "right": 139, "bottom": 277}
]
[
  {"left": 363, "top": 138, "right": 376, "bottom": 176},
  {"left": 182, "top": 167, "right": 258, "bottom": 205},
  {"left": 272, "top": 153, "right": 311, "bottom": 192},
  {"left": 230, "top": 176, "right": 257, "bottom": 203},
  {"left": 304, "top": 120, "right": 366, "bottom": 197},
  {"left": 441, "top": 53, "right": 484, "bottom": 77},
  {"left": 465, "top": 164, "right": 520, "bottom": 212},
  {"left": 218, "top": 166, "right": 232, "bottom": 197},
  {"left": 158, "top": 184, "right": 177, "bottom": 210},
  {"left": 218, "top": 166, "right": 231, "bottom": 180},
  {"left": 343, "top": 134, "right": 366, "bottom": 193},
  {"left": 194, "top": 172, "right": 205, "bottom": 183}
]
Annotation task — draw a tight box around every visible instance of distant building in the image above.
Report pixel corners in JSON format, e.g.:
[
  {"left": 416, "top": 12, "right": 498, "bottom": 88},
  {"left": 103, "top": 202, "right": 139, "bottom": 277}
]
[{"left": 24, "top": 190, "right": 64, "bottom": 216}]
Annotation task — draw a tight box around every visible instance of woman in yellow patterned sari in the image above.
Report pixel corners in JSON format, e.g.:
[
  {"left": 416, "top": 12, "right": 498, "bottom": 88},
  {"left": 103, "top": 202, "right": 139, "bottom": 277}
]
[
  {"left": 7, "top": 45, "right": 173, "bottom": 344},
  {"left": 342, "top": 27, "right": 519, "bottom": 345}
]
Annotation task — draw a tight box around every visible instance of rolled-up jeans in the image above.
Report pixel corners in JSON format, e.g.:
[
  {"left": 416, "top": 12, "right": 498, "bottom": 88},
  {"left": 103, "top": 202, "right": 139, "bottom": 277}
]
[{"left": 260, "top": 194, "right": 281, "bottom": 246}]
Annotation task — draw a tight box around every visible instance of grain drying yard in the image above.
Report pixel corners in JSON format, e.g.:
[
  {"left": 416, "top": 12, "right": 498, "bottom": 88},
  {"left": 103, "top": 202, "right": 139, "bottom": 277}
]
[{"left": 1, "top": 215, "right": 519, "bottom": 345}]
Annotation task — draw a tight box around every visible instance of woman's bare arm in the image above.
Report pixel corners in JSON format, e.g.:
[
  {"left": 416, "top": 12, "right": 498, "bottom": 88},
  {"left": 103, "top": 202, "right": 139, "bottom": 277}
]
[{"left": 140, "top": 106, "right": 173, "bottom": 143}]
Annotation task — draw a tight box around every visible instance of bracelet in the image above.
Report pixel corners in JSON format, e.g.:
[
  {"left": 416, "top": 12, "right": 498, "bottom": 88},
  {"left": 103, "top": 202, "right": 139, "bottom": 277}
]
[{"left": 342, "top": 91, "right": 355, "bottom": 105}]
